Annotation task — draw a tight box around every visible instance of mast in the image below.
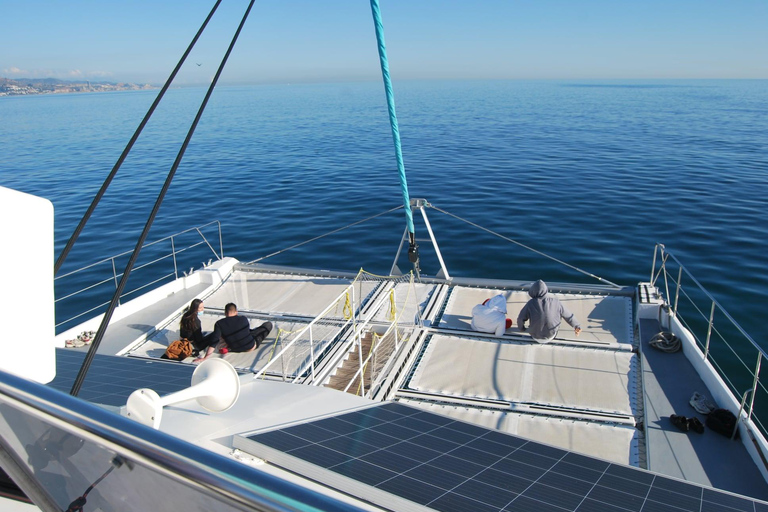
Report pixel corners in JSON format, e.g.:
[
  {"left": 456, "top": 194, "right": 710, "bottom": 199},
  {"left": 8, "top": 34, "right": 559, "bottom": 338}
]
[{"left": 369, "top": 0, "right": 420, "bottom": 276}]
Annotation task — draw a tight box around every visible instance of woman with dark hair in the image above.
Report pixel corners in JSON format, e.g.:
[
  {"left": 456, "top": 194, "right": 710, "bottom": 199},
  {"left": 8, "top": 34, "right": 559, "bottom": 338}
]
[{"left": 180, "top": 299, "right": 216, "bottom": 350}]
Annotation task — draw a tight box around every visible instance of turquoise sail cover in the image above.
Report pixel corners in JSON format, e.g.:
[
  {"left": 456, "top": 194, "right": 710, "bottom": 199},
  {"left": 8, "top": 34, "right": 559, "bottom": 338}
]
[{"left": 369, "top": 0, "right": 415, "bottom": 235}]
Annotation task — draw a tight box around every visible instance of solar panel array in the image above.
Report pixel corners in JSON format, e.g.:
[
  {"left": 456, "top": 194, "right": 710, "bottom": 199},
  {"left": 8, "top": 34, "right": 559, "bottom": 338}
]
[
  {"left": 240, "top": 402, "right": 767, "bottom": 512},
  {"left": 48, "top": 348, "right": 195, "bottom": 406}
]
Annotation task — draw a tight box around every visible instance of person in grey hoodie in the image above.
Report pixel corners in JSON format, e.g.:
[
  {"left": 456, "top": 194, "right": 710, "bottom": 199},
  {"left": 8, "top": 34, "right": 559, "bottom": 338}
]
[{"left": 517, "top": 280, "right": 581, "bottom": 342}]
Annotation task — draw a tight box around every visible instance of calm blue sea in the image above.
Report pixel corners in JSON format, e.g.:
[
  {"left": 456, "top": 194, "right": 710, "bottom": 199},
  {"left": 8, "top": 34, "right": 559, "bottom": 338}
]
[{"left": 1, "top": 80, "right": 767, "bottom": 358}]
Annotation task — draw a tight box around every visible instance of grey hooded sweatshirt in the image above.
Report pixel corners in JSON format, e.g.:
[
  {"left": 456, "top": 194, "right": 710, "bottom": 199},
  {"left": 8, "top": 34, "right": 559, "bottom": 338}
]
[{"left": 517, "top": 280, "right": 580, "bottom": 341}]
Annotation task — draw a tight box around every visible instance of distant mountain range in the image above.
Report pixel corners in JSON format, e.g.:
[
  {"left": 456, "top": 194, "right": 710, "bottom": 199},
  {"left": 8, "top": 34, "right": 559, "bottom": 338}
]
[{"left": 0, "top": 77, "right": 155, "bottom": 96}]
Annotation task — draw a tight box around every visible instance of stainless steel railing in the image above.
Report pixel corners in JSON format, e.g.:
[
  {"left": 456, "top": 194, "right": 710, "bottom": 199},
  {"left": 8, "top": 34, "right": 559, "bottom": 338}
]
[
  {"left": 651, "top": 243, "right": 768, "bottom": 437},
  {"left": 0, "top": 368, "right": 365, "bottom": 512},
  {"left": 54, "top": 221, "right": 223, "bottom": 331}
]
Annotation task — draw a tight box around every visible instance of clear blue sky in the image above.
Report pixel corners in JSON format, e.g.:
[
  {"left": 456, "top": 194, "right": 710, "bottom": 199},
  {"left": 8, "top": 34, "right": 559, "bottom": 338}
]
[{"left": 2, "top": 0, "right": 767, "bottom": 84}]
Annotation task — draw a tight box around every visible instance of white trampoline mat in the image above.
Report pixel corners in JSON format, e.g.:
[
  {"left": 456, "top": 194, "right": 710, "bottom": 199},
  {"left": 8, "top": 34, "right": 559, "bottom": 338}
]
[
  {"left": 438, "top": 287, "right": 633, "bottom": 345},
  {"left": 205, "top": 272, "right": 377, "bottom": 318},
  {"left": 369, "top": 282, "right": 434, "bottom": 324},
  {"left": 399, "top": 399, "right": 638, "bottom": 466},
  {"left": 410, "top": 335, "right": 636, "bottom": 415}
]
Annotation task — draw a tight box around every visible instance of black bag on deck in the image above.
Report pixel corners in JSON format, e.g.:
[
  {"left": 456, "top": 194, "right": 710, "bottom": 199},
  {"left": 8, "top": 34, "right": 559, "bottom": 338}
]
[{"left": 706, "top": 408, "right": 739, "bottom": 439}]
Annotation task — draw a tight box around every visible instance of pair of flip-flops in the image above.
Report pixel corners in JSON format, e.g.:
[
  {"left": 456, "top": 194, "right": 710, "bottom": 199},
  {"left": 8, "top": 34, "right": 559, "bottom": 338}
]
[{"left": 671, "top": 414, "right": 704, "bottom": 434}]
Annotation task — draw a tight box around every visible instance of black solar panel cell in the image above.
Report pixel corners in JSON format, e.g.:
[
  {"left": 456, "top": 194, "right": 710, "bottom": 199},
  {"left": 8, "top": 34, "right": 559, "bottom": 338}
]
[
  {"left": 430, "top": 491, "right": 501, "bottom": 512},
  {"left": 312, "top": 416, "right": 364, "bottom": 436},
  {"left": 431, "top": 424, "right": 478, "bottom": 445},
  {"left": 289, "top": 444, "right": 350, "bottom": 468},
  {"left": 474, "top": 468, "right": 532, "bottom": 494},
  {"left": 538, "top": 470, "right": 595, "bottom": 496},
  {"left": 523, "top": 482, "right": 586, "bottom": 510},
  {"left": 412, "top": 432, "right": 463, "bottom": 453},
  {"left": 320, "top": 435, "right": 380, "bottom": 458},
  {"left": 450, "top": 444, "right": 504, "bottom": 467},
  {"left": 603, "top": 463, "right": 653, "bottom": 484},
  {"left": 256, "top": 429, "right": 313, "bottom": 452},
  {"left": 332, "top": 459, "right": 398, "bottom": 486},
  {"left": 640, "top": 500, "right": 689, "bottom": 512},
  {"left": 452, "top": 479, "right": 518, "bottom": 508},
  {"left": 701, "top": 487, "right": 754, "bottom": 511},
  {"left": 551, "top": 460, "right": 605, "bottom": 483},
  {"left": 576, "top": 498, "right": 623, "bottom": 512},
  {"left": 492, "top": 456, "right": 548, "bottom": 482},
  {"left": 393, "top": 415, "right": 442, "bottom": 434},
  {"left": 652, "top": 476, "right": 700, "bottom": 498},
  {"left": 404, "top": 462, "right": 466, "bottom": 490},
  {"left": 286, "top": 423, "right": 339, "bottom": 443},
  {"left": 587, "top": 484, "right": 645, "bottom": 511},
  {"left": 506, "top": 447, "right": 560, "bottom": 470},
  {"left": 647, "top": 486, "right": 700, "bottom": 511},
  {"left": 504, "top": 494, "right": 567, "bottom": 512},
  {"left": 359, "top": 448, "right": 422, "bottom": 473},
  {"left": 465, "top": 435, "right": 520, "bottom": 457},
  {"left": 386, "top": 440, "right": 441, "bottom": 462},
  {"left": 596, "top": 473, "right": 650, "bottom": 498},
  {"left": 350, "top": 429, "right": 400, "bottom": 449},
  {"left": 428, "top": 453, "right": 487, "bottom": 478},
  {"left": 377, "top": 475, "right": 445, "bottom": 505}
]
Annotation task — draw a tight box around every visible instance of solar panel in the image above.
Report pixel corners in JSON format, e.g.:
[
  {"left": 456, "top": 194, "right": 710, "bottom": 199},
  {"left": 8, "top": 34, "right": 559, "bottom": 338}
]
[
  {"left": 236, "top": 402, "right": 767, "bottom": 512},
  {"left": 48, "top": 348, "right": 196, "bottom": 406}
]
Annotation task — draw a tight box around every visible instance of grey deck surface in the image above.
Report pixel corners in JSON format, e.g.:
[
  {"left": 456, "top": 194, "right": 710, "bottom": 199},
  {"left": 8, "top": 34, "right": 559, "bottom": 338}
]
[
  {"left": 641, "top": 318, "right": 768, "bottom": 500},
  {"left": 69, "top": 283, "right": 210, "bottom": 356}
]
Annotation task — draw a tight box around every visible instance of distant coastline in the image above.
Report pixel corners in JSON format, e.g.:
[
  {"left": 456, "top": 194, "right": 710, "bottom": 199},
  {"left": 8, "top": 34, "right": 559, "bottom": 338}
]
[{"left": 0, "top": 77, "right": 156, "bottom": 97}]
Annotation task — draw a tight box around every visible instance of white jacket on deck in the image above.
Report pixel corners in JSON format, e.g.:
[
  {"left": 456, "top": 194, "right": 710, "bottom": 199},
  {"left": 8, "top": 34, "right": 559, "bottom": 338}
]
[{"left": 471, "top": 294, "right": 508, "bottom": 337}]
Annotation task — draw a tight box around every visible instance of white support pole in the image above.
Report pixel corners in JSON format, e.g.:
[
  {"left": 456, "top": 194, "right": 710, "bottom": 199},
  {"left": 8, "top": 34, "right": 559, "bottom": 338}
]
[
  {"left": 309, "top": 325, "right": 316, "bottom": 384},
  {"left": 748, "top": 353, "right": 762, "bottom": 422},
  {"left": 390, "top": 226, "right": 409, "bottom": 276},
  {"left": 420, "top": 207, "right": 450, "bottom": 279},
  {"left": 704, "top": 301, "right": 716, "bottom": 359},
  {"left": 352, "top": 286, "right": 364, "bottom": 396},
  {"left": 650, "top": 245, "right": 659, "bottom": 284}
]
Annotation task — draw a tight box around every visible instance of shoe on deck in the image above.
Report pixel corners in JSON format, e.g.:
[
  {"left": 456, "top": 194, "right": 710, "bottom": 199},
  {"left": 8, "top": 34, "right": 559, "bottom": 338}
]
[
  {"left": 671, "top": 414, "right": 689, "bottom": 432},
  {"left": 688, "top": 417, "right": 705, "bottom": 434},
  {"left": 690, "top": 392, "right": 716, "bottom": 415}
]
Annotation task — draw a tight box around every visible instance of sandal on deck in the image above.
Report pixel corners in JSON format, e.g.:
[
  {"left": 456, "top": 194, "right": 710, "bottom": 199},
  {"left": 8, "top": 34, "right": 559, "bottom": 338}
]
[
  {"left": 670, "top": 414, "right": 689, "bottom": 432},
  {"left": 688, "top": 417, "right": 705, "bottom": 434}
]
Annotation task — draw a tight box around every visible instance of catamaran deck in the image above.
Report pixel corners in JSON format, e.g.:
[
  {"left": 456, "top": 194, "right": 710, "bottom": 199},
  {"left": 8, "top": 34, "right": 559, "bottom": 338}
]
[{"left": 52, "top": 260, "right": 768, "bottom": 500}]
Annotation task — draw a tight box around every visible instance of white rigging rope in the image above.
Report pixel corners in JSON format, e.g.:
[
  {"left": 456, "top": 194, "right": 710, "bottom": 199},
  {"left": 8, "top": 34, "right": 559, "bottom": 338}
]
[
  {"left": 428, "top": 204, "right": 621, "bottom": 288},
  {"left": 246, "top": 202, "right": 620, "bottom": 288}
]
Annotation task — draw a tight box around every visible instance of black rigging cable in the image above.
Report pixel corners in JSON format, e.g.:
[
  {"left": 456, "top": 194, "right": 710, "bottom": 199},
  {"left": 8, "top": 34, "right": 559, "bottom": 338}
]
[
  {"left": 53, "top": 0, "right": 223, "bottom": 276},
  {"left": 71, "top": 0, "right": 256, "bottom": 396}
]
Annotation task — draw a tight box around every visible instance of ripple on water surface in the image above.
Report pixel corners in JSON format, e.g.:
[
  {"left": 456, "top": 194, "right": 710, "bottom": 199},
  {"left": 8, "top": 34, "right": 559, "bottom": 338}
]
[{"left": 1, "top": 80, "right": 767, "bottom": 347}]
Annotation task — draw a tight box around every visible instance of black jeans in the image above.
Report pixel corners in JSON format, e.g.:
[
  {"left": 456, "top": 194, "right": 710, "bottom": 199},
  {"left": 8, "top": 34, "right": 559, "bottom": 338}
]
[{"left": 250, "top": 321, "right": 273, "bottom": 345}]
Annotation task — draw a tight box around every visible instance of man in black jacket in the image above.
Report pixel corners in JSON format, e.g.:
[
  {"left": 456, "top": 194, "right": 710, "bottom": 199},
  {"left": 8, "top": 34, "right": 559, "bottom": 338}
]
[{"left": 194, "top": 303, "right": 272, "bottom": 362}]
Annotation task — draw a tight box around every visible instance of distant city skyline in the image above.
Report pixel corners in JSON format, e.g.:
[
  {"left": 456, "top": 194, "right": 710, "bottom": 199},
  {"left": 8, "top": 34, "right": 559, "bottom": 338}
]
[{"left": 2, "top": 0, "right": 767, "bottom": 85}]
